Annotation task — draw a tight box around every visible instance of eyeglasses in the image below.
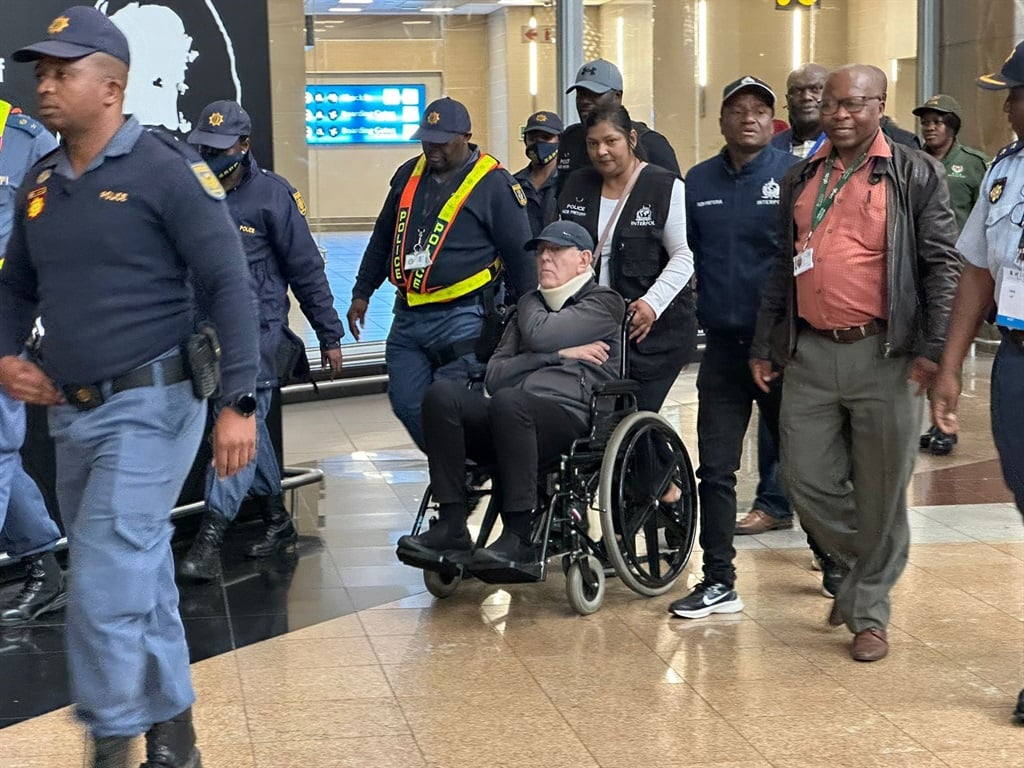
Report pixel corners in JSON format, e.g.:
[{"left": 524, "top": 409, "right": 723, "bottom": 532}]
[{"left": 819, "top": 96, "right": 884, "bottom": 116}]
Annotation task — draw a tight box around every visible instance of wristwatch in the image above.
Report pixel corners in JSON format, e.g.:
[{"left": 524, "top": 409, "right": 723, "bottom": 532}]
[{"left": 227, "top": 392, "right": 257, "bottom": 417}]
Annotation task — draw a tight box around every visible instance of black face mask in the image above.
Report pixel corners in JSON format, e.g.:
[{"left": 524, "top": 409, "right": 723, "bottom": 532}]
[
  {"left": 526, "top": 140, "right": 559, "bottom": 167},
  {"left": 206, "top": 151, "right": 245, "bottom": 179}
]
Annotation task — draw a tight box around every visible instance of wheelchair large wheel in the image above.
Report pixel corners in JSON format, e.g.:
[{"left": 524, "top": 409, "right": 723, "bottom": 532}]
[
  {"left": 424, "top": 566, "right": 462, "bottom": 599},
  {"left": 598, "top": 411, "right": 697, "bottom": 596},
  {"left": 565, "top": 555, "right": 605, "bottom": 615}
]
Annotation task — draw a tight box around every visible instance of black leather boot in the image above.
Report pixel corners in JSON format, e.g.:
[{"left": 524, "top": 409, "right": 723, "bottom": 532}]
[
  {"left": 90, "top": 735, "right": 133, "bottom": 768},
  {"left": 0, "top": 551, "right": 67, "bottom": 626},
  {"left": 244, "top": 494, "right": 297, "bottom": 559},
  {"left": 142, "top": 707, "right": 203, "bottom": 767},
  {"left": 176, "top": 514, "right": 229, "bottom": 582}
]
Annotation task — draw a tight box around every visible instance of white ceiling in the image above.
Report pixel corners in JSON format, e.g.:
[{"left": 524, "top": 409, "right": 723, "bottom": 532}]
[{"left": 305, "top": 0, "right": 611, "bottom": 16}]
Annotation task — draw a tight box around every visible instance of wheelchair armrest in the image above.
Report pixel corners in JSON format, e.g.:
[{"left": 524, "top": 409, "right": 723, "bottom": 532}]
[{"left": 592, "top": 379, "right": 641, "bottom": 397}]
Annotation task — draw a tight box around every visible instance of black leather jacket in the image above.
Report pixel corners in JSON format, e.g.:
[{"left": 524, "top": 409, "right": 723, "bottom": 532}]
[{"left": 751, "top": 136, "right": 961, "bottom": 366}]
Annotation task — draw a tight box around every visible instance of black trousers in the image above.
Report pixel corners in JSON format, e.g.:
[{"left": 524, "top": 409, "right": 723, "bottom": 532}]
[{"left": 422, "top": 380, "right": 587, "bottom": 514}]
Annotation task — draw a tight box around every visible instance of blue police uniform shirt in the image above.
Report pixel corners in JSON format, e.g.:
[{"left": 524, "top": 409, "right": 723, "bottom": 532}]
[
  {"left": 957, "top": 140, "right": 1024, "bottom": 304},
  {"left": 0, "top": 111, "right": 58, "bottom": 255},
  {"left": 354, "top": 145, "right": 535, "bottom": 305},
  {"left": 685, "top": 145, "right": 801, "bottom": 336},
  {"left": 513, "top": 163, "right": 558, "bottom": 238},
  {"left": 219, "top": 152, "right": 343, "bottom": 385},
  {"left": 0, "top": 116, "right": 259, "bottom": 399}
]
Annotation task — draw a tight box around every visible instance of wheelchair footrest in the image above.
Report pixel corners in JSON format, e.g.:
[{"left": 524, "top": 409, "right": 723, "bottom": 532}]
[{"left": 468, "top": 560, "right": 542, "bottom": 584}]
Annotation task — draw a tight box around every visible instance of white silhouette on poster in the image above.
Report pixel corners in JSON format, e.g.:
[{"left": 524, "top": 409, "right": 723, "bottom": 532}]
[{"left": 94, "top": 1, "right": 241, "bottom": 133}]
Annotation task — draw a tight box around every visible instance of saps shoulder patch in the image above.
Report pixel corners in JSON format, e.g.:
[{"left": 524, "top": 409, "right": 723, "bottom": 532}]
[
  {"left": 292, "top": 190, "right": 308, "bottom": 217},
  {"left": 190, "top": 162, "right": 227, "bottom": 201},
  {"left": 511, "top": 182, "right": 527, "bottom": 208}
]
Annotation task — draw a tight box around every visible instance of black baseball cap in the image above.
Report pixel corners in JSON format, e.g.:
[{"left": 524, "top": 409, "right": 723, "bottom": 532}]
[
  {"left": 13, "top": 7, "right": 130, "bottom": 67},
  {"left": 412, "top": 98, "right": 472, "bottom": 143},
  {"left": 525, "top": 221, "right": 595, "bottom": 252},
  {"left": 722, "top": 75, "right": 776, "bottom": 108},
  {"left": 524, "top": 111, "right": 563, "bottom": 136},
  {"left": 978, "top": 41, "right": 1024, "bottom": 90},
  {"left": 187, "top": 100, "right": 253, "bottom": 150}
]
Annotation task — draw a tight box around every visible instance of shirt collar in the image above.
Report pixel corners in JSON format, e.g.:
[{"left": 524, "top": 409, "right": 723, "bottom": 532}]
[
  {"left": 52, "top": 115, "right": 142, "bottom": 179},
  {"left": 809, "top": 128, "right": 892, "bottom": 166}
]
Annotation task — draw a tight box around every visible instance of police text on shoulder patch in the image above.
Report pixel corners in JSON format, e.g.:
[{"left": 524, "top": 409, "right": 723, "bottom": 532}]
[
  {"left": 190, "top": 162, "right": 227, "bottom": 200},
  {"left": 292, "top": 190, "right": 308, "bottom": 217}
]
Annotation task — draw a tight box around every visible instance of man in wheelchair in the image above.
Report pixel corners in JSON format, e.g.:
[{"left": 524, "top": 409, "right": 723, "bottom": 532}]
[{"left": 397, "top": 221, "right": 625, "bottom": 570}]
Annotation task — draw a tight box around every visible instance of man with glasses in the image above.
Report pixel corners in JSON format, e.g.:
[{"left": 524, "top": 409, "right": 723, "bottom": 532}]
[
  {"left": 931, "top": 40, "right": 1024, "bottom": 724},
  {"left": 771, "top": 63, "right": 827, "bottom": 159},
  {"left": 751, "top": 64, "right": 960, "bottom": 662}
]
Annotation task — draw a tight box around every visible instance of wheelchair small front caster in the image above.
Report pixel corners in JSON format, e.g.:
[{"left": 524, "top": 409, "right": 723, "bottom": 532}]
[
  {"left": 565, "top": 554, "right": 605, "bottom": 615},
  {"left": 424, "top": 565, "right": 462, "bottom": 599}
]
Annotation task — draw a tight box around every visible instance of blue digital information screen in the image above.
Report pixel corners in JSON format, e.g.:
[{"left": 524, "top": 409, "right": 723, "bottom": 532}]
[{"left": 305, "top": 84, "right": 426, "bottom": 145}]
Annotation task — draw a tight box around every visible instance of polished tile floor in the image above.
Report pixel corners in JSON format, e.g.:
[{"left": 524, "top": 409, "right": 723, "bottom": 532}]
[{"left": 2, "top": 352, "right": 1023, "bottom": 767}]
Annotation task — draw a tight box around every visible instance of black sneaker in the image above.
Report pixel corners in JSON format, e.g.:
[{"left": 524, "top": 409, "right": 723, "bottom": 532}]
[
  {"left": 927, "top": 428, "right": 958, "bottom": 456},
  {"left": 1014, "top": 689, "right": 1024, "bottom": 725},
  {"left": 821, "top": 555, "right": 849, "bottom": 598},
  {"left": 470, "top": 530, "right": 535, "bottom": 566},
  {"left": 668, "top": 581, "right": 744, "bottom": 619},
  {"left": 397, "top": 519, "right": 472, "bottom": 558},
  {"left": 919, "top": 426, "right": 938, "bottom": 450}
]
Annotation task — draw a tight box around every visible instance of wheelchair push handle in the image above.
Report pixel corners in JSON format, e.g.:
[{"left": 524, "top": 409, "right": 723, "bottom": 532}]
[{"left": 620, "top": 310, "right": 636, "bottom": 379}]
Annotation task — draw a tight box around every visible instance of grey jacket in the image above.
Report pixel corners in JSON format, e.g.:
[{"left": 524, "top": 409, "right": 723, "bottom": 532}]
[
  {"left": 485, "top": 278, "right": 625, "bottom": 426},
  {"left": 751, "top": 137, "right": 961, "bottom": 367}
]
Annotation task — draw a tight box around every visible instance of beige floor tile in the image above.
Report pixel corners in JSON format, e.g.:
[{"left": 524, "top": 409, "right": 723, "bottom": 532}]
[
  {"left": 194, "top": 740, "right": 256, "bottom": 768},
  {"left": 664, "top": 642, "right": 823, "bottom": 682},
  {"left": 550, "top": 681, "right": 721, "bottom": 723},
  {"left": 368, "top": 629, "right": 512, "bottom": 665},
  {"left": 992, "top": 542, "right": 1024, "bottom": 560},
  {"left": 690, "top": 675, "right": 872, "bottom": 720},
  {"left": 882, "top": 707, "right": 1024, "bottom": 752},
  {"left": 3, "top": 758, "right": 83, "bottom": 768},
  {"left": 358, "top": 605, "right": 500, "bottom": 638},
  {"left": 577, "top": 714, "right": 759, "bottom": 765},
  {"left": 252, "top": 735, "right": 426, "bottom": 768},
  {"left": 239, "top": 663, "right": 394, "bottom": 703},
  {"left": 190, "top": 655, "right": 245, "bottom": 705},
  {"left": 398, "top": 689, "right": 561, "bottom": 734},
  {"left": 233, "top": 635, "right": 379, "bottom": 671},
  {"left": 413, "top": 721, "right": 599, "bottom": 768},
  {"left": 934, "top": 748, "right": 1024, "bottom": 768},
  {"left": 282, "top": 613, "right": 366, "bottom": 639},
  {"left": 602, "top": 762, "right": 773, "bottom": 768},
  {"left": 770, "top": 755, "right": 948, "bottom": 768},
  {"left": 193, "top": 700, "right": 251, "bottom": 743},
  {"left": 382, "top": 656, "right": 539, "bottom": 698},
  {"left": 730, "top": 713, "right": 924, "bottom": 761},
  {"left": 633, "top": 614, "right": 788, "bottom": 656},
  {"left": 245, "top": 698, "right": 409, "bottom": 742},
  {"left": 497, "top": 614, "right": 652, "bottom": 658},
  {"left": 1, "top": 709, "right": 85, "bottom": 758}
]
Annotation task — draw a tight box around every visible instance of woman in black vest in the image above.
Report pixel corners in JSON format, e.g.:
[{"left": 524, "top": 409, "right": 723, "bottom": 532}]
[{"left": 556, "top": 104, "right": 696, "bottom": 419}]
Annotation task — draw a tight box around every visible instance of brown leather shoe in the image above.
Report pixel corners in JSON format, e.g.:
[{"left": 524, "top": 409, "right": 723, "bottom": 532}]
[
  {"left": 735, "top": 509, "right": 794, "bottom": 535},
  {"left": 850, "top": 628, "right": 888, "bottom": 662}
]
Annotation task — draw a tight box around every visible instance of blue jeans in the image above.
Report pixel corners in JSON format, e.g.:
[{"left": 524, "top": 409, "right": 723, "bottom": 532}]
[
  {"left": 205, "top": 388, "right": 280, "bottom": 521},
  {"left": 754, "top": 416, "right": 791, "bottom": 519},
  {"left": 385, "top": 301, "right": 485, "bottom": 451},
  {"left": 0, "top": 388, "right": 61, "bottom": 558},
  {"left": 48, "top": 357, "right": 205, "bottom": 738},
  {"left": 992, "top": 336, "right": 1024, "bottom": 521}
]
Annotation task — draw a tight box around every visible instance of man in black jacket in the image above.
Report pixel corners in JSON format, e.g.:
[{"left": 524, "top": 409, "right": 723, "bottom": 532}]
[
  {"left": 750, "top": 65, "right": 960, "bottom": 663},
  {"left": 554, "top": 58, "right": 680, "bottom": 196}
]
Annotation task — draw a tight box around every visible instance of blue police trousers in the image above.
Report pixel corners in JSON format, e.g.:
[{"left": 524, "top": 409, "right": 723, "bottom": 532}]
[
  {"left": 205, "top": 388, "right": 280, "bottom": 522},
  {"left": 48, "top": 367, "right": 205, "bottom": 738},
  {"left": 991, "top": 336, "right": 1024, "bottom": 520},
  {"left": 0, "top": 388, "right": 61, "bottom": 558}
]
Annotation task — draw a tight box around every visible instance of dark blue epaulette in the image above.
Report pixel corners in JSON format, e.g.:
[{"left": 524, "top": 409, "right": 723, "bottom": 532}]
[{"left": 992, "top": 140, "right": 1023, "bottom": 167}]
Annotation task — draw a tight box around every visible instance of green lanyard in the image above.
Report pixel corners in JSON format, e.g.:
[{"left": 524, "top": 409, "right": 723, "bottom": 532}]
[{"left": 810, "top": 147, "right": 869, "bottom": 232}]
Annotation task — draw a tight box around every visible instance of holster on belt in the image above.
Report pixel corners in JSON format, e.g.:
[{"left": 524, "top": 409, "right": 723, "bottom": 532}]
[{"left": 183, "top": 323, "right": 221, "bottom": 400}]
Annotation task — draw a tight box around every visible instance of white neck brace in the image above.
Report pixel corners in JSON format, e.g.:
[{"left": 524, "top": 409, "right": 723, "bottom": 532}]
[{"left": 538, "top": 270, "right": 593, "bottom": 311}]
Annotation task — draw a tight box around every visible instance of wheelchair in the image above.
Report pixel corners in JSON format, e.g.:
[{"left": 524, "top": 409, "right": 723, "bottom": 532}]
[{"left": 397, "top": 322, "right": 698, "bottom": 615}]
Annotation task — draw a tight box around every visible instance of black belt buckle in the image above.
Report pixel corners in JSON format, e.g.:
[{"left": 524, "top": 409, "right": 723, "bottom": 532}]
[{"left": 63, "top": 384, "right": 104, "bottom": 411}]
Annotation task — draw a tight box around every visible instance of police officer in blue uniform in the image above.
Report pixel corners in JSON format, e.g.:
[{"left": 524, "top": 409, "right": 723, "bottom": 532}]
[
  {"left": 347, "top": 97, "right": 534, "bottom": 450},
  {"left": 0, "top": 100, "right": 67, "bottom": 627},
  {"left": 513, "top": 110, "right": 563, "bottom": 237},
  {"left": 931, "top": 39, "right": 1024, "bottom": 726},
  {"left": 177, "top": 99, "right": 345, "bottom": 582},
  {"left": 0, "top": 8, "right": 259, "bottom": 766}
]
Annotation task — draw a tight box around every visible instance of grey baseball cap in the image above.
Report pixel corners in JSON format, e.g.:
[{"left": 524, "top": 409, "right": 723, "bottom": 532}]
[
  {"left": 525, "top": 221, "right": 595, "bottom": 252},
  {"left": 566, "top": 59, "right": 623, "bottom": 95}
]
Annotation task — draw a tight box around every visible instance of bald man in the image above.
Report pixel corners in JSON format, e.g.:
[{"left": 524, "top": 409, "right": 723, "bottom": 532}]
[
  {"left": 751, "top": 64, "right": 960, "bottom": 663},
  {"left": 771, "top": 63, "right": 828, "bottom": 158}
]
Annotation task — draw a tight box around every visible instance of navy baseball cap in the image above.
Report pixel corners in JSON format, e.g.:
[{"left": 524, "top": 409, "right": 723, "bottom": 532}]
[
  {"left": 978, "top": 41, "right": 1024, "bottom": 90},
  {"left": 13, "top": 7, "right": 130, "bottom": 67},
  {"left": 526, "top": 221, "right": 595, "bottom": 252},
  {"left": 412, "top": 98, "right": 472, "bottom": 143},
  {"left": 566, "top": 59, "right": 623, "bottom": 95},
  {"left": 524, "top": 110, "right": 563, "bottom": 135},
  {"left": 187, "top": 100, "right": 253, "bottom": 150},
  {"left": 722, "top": 75, "right": 776, "bottom": 108}
]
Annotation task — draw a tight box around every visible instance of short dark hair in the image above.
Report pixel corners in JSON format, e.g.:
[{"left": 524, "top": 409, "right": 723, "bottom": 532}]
[{"left": 941, "top": 112, "right": 961, "bottom": 136}]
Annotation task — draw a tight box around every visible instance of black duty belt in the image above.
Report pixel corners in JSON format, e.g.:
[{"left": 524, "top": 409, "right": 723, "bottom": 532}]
[
  {"left": 803, "top": 318, "right": 886, "bottom": 344},
  {"left": 63, "top": 355, "right": 190, "bottom": 410},
  {"left": 999, "top": 326, "right": 1024, "bottom": 351}
]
